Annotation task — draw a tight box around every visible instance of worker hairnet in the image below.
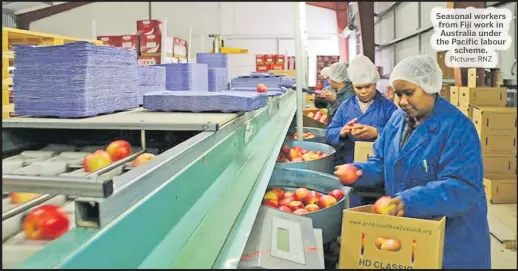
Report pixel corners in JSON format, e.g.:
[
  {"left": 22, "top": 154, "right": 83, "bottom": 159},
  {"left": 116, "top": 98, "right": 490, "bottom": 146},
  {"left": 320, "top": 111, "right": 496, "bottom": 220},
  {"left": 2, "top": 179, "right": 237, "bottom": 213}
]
[
  {"left": 389, "top": 55, "right": 443, "bottom": 94},
  {"left": 347, "top": 54, "right": 380, "bottom": 85},
  {"left": 327, "top": 62, "right": 349, "bottom": 83},
  {"left": 320, "top": 67, "right": 331, "bottom": 78}
]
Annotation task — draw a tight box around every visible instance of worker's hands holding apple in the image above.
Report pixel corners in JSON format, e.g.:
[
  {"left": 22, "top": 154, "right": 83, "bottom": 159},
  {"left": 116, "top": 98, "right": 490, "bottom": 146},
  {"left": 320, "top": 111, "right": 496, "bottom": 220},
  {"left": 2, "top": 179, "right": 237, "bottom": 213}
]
[
  {"left": 340, "top": 118, "right": 358, "bottom": 137},
  {"left": 387, "top": 196, "right": 405, "bottom": 217},
  {"left": 351, "top": 124, "right": 378, "bottom": 140},
  {"left": 317, "top": 90, "right": 336, "bottom": 102}
]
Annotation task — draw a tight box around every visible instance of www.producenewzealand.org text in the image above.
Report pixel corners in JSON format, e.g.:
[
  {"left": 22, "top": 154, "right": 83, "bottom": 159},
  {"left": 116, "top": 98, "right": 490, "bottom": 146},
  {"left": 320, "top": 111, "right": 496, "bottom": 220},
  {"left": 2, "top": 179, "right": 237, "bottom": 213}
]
[{"left": 349, "top": 220, "right": 433, "bottom": 235}]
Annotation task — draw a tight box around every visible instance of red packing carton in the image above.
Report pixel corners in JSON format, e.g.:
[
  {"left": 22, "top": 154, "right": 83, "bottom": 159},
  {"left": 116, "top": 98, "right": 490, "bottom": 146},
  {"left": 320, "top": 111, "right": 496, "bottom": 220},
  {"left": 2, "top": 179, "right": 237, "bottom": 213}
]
[
  {"left": 270, "top": 64, "right": 284, "bottom": 70},
  {"left": 120, "top": 35, "right": 139, "bottom": 51},
  {"left": 256, "top": 64, "right": 269, "bottom": 72},
  {"left": 139, "top": 34, "right": 161, "bottom": 56},
  {"left": 97, "top": 36, "right": 121, "bottom": 47},
  {"left": 265, "top": 54, "right": 275, "bottom": 64},
  {"left": 256, "top": 54, "right": 266, "bottom": 64},
  {"left": 137, "top": 19, "right": 162, "bottom": 35},
  {"left": 138, "top": 56, "right": 178, "bottom": 65},
  {"left": 275, "top": 54, "right": 285, "bottom": 64}
]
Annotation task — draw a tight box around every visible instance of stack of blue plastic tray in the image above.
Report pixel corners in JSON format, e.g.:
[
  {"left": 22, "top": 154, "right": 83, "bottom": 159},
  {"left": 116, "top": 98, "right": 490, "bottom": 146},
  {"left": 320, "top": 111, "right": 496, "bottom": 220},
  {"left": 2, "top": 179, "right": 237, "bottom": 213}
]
[
  {"left": 13, "top": 41, "right": 139, "bottom": 118},
  {"left": 230, "top": 87, "right": 284, "bottom": 96},
  {"left": 143, "top": 90, "right": 268, "bottom": 113},
  {"left": 196, "top": 53, "right": 228, "bottom": 69},
  {"left": 137, "top": 65, "right": 167, "bottom": 105},
  {"left": 230, "top": 74, "right": 295, "bottom": 90},
  {"left": 208, "top": 68, "right": 228, "bottom": 92},
  {"left": 158, "top": 63, "right": 209, "bottom": 91}
]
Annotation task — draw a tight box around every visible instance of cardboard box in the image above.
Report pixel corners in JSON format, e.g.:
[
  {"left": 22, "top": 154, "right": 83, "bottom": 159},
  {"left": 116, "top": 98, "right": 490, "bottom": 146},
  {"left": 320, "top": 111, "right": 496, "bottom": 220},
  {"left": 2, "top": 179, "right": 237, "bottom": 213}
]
[
  {"left": 339, "top": 206, "right": 446, "bottom": 269},
  {"left": 457, "top": 106, "right": 472, "bottom": 119},
  {"left": 269, "top": 64, "right": 284, "bottom": 71},
  {"left": 354, "top": 141, "right": 375, "bottom": 162},
  {"left": 458, "top": 87, "right": 507, "bottom": 107},
  {"left": 265, "top": 54, "right": 275, "bottom": 64},
  {"left": 139, "top": 34, "right": 173, "bottom": 57},
  {"left": 256, "top": 54, "right": 266, "bottom": 64},
  {"left": 483, "top": 176, "right": 517, "bottom": 204},
  {"left": 472, "top": 107, "right": 517, "bottom": 136},
  {"left": 483, "top": 153, "right": 517, "bottom": 176},
  {"left": 97, "top": 36, "right": 121, "bottom": 47},
  {"left": 449, "top": 86, "right": 459, "bottom": 106},
  {"left": 467, "top": 68, "right": 486, "bottom": 88},
  {"left": 440, "top": 85, "right": 450, "bottom": 101},
  {"left": 479, "top": 134, "right": 517, "bottom": 154},
  {"left": 137, "top": 56, "right": 178, "bottom": 65},
  {"left": 172, "top": 37, "right": 188, "bottom": 58},
  {"left": 137, "top": 19, "right": 162, "bottom": 35},
  {"left": 120, "top": 35, "right": 139, "bottom": 50},
  {"left": 275, "top": 54, "right": 285, "bottom": 64},
  {"left": 256, "top": 64, "right": 269, "bottom": 72}
]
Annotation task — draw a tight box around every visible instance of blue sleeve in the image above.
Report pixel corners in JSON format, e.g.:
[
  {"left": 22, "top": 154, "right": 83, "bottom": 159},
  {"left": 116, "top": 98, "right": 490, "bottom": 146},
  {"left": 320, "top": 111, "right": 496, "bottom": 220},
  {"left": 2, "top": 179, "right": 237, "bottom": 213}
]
[
  {"left": 398, "top": 121, "right": 484, "bottom": 219},
  {"left": 325, "top": 103, "right": 345, "bottom": 145},
  {"left": 350, "top": 112, "right": 399, "bottom": 188},
  {"left": 373, "top": 102, "right": 398, "bottom": 134}
]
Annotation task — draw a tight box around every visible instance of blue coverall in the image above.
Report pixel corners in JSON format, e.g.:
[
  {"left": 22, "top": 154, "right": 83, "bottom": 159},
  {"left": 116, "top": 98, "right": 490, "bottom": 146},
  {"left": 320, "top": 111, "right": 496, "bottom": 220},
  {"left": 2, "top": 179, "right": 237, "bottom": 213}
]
[{"left": 351, "top": 96, "right": 491, "bottom": 269}]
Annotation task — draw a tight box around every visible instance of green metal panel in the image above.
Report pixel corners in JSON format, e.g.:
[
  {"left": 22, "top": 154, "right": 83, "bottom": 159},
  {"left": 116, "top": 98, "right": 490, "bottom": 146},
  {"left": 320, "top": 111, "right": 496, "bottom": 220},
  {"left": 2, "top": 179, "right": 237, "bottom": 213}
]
[{"left": 15, "top": 91, "right": 296, "bottom": 269}]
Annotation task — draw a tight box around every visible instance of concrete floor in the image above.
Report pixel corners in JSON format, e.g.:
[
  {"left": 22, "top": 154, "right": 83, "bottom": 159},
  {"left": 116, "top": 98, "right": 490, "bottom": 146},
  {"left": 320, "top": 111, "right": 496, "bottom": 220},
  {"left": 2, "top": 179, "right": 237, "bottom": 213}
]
[{"left": 487, "top": 202, "right": 517, "bottom": 269}]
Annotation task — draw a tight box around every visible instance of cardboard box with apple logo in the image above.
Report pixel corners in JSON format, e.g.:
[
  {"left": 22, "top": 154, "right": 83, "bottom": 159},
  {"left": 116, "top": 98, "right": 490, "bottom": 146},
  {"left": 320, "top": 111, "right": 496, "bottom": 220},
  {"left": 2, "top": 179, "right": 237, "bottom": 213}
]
[{"left": 339, "top": 206, "right": 446, "bottom": 269}]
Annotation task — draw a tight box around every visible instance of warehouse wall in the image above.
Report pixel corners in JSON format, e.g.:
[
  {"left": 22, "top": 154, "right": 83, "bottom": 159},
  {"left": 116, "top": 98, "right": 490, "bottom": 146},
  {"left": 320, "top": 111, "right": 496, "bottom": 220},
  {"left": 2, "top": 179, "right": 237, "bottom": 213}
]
[
  {"left": 352, "top": 1, "right": 517, "bottom": 90},
  {"left": 28, "top": 2, "right": 340, "bottom": 85}
]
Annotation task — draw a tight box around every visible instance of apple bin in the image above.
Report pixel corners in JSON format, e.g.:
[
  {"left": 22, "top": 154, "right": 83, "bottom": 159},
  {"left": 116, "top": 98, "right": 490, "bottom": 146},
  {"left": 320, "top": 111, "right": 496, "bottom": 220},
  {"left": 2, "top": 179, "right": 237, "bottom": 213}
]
[
  {"left": 268, "top": 167, "right": 352, "bottom": 244},
  {"left": 275, "top": 140, "right": 336, "bottom": 174},
  {"left": 286, "top": 127, "right": 327, "bottom": 143}
]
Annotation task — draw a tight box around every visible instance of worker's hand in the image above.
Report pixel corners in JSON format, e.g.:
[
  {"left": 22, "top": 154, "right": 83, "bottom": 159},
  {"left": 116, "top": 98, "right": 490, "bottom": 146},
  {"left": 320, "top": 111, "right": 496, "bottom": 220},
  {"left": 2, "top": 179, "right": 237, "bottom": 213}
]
[
  {"left": 318, "top": 90, "right": 336, "bottom": 102},
  {"left": 351, "top": 124, "right": 378, "bottom": 140},
  {"left": 388, "top": 197, "right": 405, "bottom": 217},
  {"left": 340, "top": 118, "right": 358, "bottom": 137}
]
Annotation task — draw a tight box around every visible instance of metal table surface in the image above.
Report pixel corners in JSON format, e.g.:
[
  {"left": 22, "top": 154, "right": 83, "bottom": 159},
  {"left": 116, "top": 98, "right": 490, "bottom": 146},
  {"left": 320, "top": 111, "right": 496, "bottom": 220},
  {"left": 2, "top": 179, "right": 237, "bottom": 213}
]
[{"left": 2, "top": 108, "right": 240, "bottom": 131}]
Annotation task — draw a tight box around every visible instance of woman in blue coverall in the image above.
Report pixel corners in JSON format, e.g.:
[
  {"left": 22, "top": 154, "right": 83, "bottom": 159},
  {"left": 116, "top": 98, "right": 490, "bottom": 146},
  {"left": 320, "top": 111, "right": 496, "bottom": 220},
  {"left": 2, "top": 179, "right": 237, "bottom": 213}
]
[
  {"left": 334, "top": 55, "right": 491, "bottom": 269},
  {"left": 315, "top": 62, "right": 355, "bottom": 121},
  {"left": 326, "top": 55, "right": 397, "bottom": 206}
]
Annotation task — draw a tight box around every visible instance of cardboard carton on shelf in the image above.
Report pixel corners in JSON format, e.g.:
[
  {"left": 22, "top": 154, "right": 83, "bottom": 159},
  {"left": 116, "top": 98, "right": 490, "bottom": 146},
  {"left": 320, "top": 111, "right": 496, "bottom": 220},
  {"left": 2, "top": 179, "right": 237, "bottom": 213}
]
[
  {"left": 97, "top": 35, "right": 121, "bottom": 47},
  {"left": 483, "top": 153, "right": 517, "bottom": 176},
  {"left": 339, "top": 206, "right": 446, "bottom": 269},
  {"left": 139, "top": 34, "right": 173, "bottom": 57},
  {"left": 354, "top": 141, "right": 375, "bottom": 162},
  {"left": 457, "top": 106, "right": 473, "bottom": 119},
  {"left": 472, "top": 107, "right": 517, "bottom": 154},
  {"left": 256, "top": 54, "right": 266, "bottom": 64},
  {"left": 483, "top": 174, "right": 517, "bottom": 204},
  {"left": 137, "top": 19, "right": 162, "bottom": 35},
  {"left": 449, "top": 86, "right": 459, "bottom": 106},
  {"left": 458, "top": 87, "right": 507, "bottom": 107},
  {"left": 120, "top": 35, "right": 139, "bottom": 50},
  {"left": 137, "top": 55, "right": 178, "bottom": 66}
]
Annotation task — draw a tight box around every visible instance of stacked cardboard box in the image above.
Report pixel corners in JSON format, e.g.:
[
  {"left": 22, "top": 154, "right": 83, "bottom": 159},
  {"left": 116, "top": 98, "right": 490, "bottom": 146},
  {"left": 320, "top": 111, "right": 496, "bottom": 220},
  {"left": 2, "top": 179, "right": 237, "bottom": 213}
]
[
  {"left": 316, "top": 55, "right": 340, "bottom": 88},
  {"left": 255, "top": 54, "right": 285, "bottom": 72}
]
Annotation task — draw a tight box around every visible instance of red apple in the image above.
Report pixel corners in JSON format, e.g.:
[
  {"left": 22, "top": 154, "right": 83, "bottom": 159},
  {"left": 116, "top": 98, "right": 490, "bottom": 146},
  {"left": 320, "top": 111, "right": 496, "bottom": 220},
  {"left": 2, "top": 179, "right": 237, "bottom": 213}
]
[
  {"left": 106, "top": 140, "right": 132, "bottom": 161},
  {"left": 23, "top": 205, "right": 70, "bottom": 241},
  {"left": 83, "top": 150, "right": 112, "bottom": 172},
  {"left": 319, "top": 115, "right": 328, "bottom": 124},
  {"left": 269, "top": 188, "right": 285, "bottom": 198},
  {"left": 304, "top": 191, "right": 321, "bottom": 205},
  {"left": 281, "top": 145, "right": 291, "bottom": 154},
  {"left": 305, "top": 203, "right": 320, "bottom": 212},
  {"left": 264, "top": 199, "right": 279, "bottom": 208},
  {"left": 380, "top": 239, "right": 401, "bottom": 252},
  {"left": 314, "top": 111, "right": 322, "bottom": 120},
  {"left": 334, "top": 164, "right": 362, "bottom": 185},
  {"left": 373, "top": 196, "right": 396, "bottom": 215},
  {"left": 257, "top": 83, "right": 268, "bottom": 93},
  {"left": 288, "top": 148, "right": 300, "bottom": 160},
  {"left": 282, "top": 192, "right": 297, "bottom": 201},
  {"left": 318, "top": 195, "right": 337, "bottom": 209},
  {"left": 295, "top": 188, "right": 309, "bottom": 201},
  {"left": 293, "top": 208, "right": 309, "bottom": 215},
  {"left": 278, "top": 206, "right": 292, "bottom": 213},
  {"left": 329, "top": 189, "right": 345, "bottom": 201},
  {"left": 279, "top": 198, "right": 293, "bottom": 207},
  {"left": 307, "top": 112, "right": 315, "bottom": 118},
  {"left": 263, "top": 191, "right": 279, "bottom": 202},
  {"left": 287, "top": 200, "right": 304, "bottom": 211},
  {"left": 375, "top": 237, "right": 387, "bottom": 250},
  {"left": 133, "top": 153, "right": 156, "bottom": 167},
  {"left": 9, "top": 192, "right": 41, "bottom": 204}
]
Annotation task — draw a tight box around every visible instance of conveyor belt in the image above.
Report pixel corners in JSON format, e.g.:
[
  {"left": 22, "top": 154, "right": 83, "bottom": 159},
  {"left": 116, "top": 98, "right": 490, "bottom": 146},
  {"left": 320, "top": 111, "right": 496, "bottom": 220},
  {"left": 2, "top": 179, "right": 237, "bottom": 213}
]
[{"left": 2, "top": 108, "right": 240, "bottom": 131}]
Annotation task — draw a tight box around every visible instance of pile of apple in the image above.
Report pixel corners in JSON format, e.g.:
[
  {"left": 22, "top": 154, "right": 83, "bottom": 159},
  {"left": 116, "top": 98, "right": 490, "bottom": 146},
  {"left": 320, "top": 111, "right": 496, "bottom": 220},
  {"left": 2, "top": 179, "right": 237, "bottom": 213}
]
[
  {"left": 83, "top": 139, "right": 156, "bottom": 172},
  {"left": 306, "top": 111, "right": 328, "bottom": 125},
  {"left": 288, "top": 132, "right": 316, "bottom": 140},
  {"left": 276, "top": 144, "right": 328, "bottom": 163},
  {"left": 263, "top": 187, "right": 345, "bottom": 215}
]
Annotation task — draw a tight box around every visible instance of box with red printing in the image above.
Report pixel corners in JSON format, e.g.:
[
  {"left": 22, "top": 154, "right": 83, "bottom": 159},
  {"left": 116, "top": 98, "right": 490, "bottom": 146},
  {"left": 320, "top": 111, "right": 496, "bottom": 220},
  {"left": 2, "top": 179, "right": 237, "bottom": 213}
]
[
  {"left": 137, "top": 19, "right": 162, "bottom": 35},
  {"left": 256, "top": 64, "right": 269, "bottom": 72},
  {"left": 97, "top": 36, "right": 121, "bottom": 47},
  {"left": 275, "top": 55, "right": 285, "bottom": 64},
  {"left": 137, "top": 55, "right": 178, "bottom": 66},
  {"left": 269, "top": 64, "right": 284, "bottom": 70},
  {"left": 265, "top": 54, "right": 275, "bottom": 64},
  {"left": 139, "top": 34, "right": 173, "bottom": 56},
  {"left": 120, "top": 35, "right": 139, "bottom": 51},
  {"left": 256, "top": 54, "right": 266, "bottom": 64}
]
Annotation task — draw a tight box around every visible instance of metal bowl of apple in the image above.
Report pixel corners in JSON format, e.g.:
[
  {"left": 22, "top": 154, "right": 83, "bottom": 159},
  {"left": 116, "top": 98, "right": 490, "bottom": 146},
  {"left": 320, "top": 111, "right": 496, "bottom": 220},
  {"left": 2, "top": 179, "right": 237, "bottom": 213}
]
[
  {"left": 275, "top": 140, "right": 336, "bottom": 174},
  {"left": 264, "top": 167, "right": 352, "bottom": 244},
  {"left": 285, "top": 127, "right": 327, "bottom": 143}
]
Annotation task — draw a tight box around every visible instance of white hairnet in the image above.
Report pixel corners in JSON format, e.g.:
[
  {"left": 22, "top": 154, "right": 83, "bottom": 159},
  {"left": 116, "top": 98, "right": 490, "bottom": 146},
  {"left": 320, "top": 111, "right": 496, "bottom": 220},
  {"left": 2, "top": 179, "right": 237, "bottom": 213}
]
[
  {"left": 347, "top": 54, "right": 380, "bottom": 85},
  {"left": 320, "top": 67, "right": 330, "bottom": 78},
  {"left": 389, "top": 55, "right": 443, "bottom": 94},
  {"left": 327, "top": 62, "right": 349, "bottom": 83}
]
